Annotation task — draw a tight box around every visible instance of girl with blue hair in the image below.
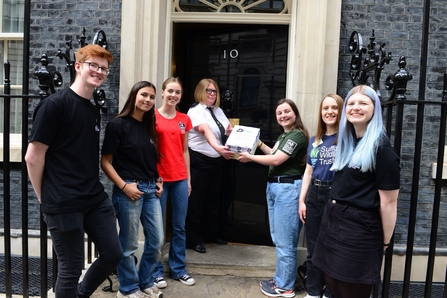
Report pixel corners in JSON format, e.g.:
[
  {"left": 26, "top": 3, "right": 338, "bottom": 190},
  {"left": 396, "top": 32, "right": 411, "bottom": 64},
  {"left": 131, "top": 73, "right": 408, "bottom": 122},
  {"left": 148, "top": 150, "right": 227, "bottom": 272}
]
[{"left": 312, "top": 85, "right": 400, "bottom": 298}]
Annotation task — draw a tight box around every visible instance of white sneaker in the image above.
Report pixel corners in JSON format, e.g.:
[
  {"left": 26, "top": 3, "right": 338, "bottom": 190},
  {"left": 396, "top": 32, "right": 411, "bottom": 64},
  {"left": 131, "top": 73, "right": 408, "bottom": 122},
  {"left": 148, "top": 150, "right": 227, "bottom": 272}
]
[
  {"left": 117, "top": 290, "right": 151, "bottom": 298},
  {"left": 176, "top": 273, "right": 195, "bottom": 286},
  {"left": 154, "top": 276, "right": 167, "bottom": 289},
  {"left": 304, "top": 295, "right": 321, "bottom": 298},
  {"left": 142, "top": 285, "right": 163, "bottom": 298}
]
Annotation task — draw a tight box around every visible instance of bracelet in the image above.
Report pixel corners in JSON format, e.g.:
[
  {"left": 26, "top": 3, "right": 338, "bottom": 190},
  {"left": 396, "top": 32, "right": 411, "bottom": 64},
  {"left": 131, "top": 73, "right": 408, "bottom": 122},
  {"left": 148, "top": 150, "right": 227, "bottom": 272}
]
[
  {"left": 384, "top": 241, "right": 391, "bottom": 246},
  {"left": 258, "top": 141, "right": 264, "bottom": 148},
  {"left": 121, "top": 183, "right": 127, "bottom": 191}
]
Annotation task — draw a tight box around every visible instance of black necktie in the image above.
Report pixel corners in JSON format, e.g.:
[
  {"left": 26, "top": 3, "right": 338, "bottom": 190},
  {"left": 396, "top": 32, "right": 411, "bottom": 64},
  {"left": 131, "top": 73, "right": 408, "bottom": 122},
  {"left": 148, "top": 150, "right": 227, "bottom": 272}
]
[{"left": 207, "top": 106, "right": 227, "bottom": 145}]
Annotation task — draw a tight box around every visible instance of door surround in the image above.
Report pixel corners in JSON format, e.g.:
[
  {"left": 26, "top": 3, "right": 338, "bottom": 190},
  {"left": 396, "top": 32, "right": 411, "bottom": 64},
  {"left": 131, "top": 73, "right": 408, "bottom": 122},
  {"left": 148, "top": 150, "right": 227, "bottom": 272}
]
[{"left": 119, "top": 0, "right": 342, "bottom": 134}]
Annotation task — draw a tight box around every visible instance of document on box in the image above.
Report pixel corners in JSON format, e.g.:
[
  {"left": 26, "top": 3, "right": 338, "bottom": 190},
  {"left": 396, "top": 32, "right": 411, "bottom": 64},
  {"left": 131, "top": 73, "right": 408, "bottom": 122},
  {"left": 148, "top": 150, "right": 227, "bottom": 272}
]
[{"left": 225, "top": 125, "right": 260, "bottom": 155}]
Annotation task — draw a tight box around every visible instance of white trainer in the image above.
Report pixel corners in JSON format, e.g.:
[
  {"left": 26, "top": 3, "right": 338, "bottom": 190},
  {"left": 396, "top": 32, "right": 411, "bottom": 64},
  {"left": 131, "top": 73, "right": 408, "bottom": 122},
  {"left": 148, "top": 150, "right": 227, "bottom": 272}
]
[
  {"left": 142, "top": 285, "right": 163, "bottom": 298},
  {"left": 176, "top": 273, "right": 196, "bottom": 286},
  {"left": 116, "top": 290, "right": 151, "bottom": 298},
  {"left": 154, "top": 276, "right": 167, "bottom": 289}
]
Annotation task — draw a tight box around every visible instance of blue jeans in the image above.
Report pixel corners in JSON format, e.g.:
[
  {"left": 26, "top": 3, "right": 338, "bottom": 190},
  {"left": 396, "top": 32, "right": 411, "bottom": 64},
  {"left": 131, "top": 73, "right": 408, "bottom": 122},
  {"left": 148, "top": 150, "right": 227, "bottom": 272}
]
[
  {"left": 266, "top": 180, "right": 303, "bottom": 290},
  {"left": 152, "top": 179, "right": 189, "bottom": 279},
  {"left": 305, "top": 184, "right": 331, "bottom": 296},
  {"left": 113, "top": 179, "right": 164, "bottom": 295},
  {"left": 44, "top": 198, "right": 122, "bottom": 298}
]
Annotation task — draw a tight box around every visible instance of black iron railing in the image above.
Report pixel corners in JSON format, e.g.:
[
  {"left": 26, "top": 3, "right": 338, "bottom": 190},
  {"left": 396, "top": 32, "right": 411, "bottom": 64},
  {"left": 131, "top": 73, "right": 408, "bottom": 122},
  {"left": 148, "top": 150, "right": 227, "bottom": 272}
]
[
  {"left": 350, "top": 24, "right": 447, "bottom": 297},
  {"left": 1, "top": 26, "right": 109, "bottom": 298}
]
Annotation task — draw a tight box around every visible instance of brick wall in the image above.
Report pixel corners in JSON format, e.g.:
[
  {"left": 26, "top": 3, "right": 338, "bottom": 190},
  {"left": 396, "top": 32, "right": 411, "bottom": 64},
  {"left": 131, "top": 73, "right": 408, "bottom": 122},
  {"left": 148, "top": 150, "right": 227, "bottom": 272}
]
[
  {"left": 337, "top": 0, "right": 447, "bottom": 247},
  {"left": 15, "top": 0, "right": 122, "bottom": 230},
  {"left": 7, "top": 0, "right": 447, "bottom": 248}
]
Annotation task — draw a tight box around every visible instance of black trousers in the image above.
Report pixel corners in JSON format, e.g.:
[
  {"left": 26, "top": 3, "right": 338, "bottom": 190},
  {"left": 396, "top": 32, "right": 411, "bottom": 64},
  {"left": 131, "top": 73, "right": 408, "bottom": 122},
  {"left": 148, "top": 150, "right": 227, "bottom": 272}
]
[
  {"left": 305, "top": 184, "right": 331, "bottom": 296},
  {"left": 186, "top": 149, "right": 224, "bottom": 246}
]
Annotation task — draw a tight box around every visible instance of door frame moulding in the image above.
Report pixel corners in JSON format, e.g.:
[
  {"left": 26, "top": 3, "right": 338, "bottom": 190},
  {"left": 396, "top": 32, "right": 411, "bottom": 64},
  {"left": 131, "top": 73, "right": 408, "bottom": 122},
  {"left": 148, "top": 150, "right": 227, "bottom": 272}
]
[
  {"left": 170, "top": 1, "right": 293, "bottom": 94},
  {"left": 171, "top": 0, "right": 292, "bottom": 24},
  {"left": 120, "top": 0, "right": 342, "bottom": 134},
  {"left": 173, "top": 0, "right": 292, "bottom": 14},
  {"left": 171, "top": 12, "right": 291, "bottom": 24}
]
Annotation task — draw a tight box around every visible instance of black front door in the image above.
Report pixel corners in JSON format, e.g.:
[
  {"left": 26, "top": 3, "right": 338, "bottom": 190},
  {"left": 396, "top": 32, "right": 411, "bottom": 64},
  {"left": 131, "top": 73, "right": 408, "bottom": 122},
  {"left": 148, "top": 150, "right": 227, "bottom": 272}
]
[{"left": 174, "top": 23, "right": 288, "bottom": 246}]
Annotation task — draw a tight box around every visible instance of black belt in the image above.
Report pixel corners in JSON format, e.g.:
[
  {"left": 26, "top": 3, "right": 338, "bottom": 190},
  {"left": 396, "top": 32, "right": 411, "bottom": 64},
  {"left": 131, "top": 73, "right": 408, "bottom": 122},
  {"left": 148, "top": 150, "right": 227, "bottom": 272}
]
[
  {"left": 124, "top": 178, "right": 155, "bottom": 183},
  {"left": 311, "top": 178, "right": 332, "bottom": 187},
  {"left": 267, "top": 175, "right": 302, "bottom": 184},
  {"left": 189, "top": 148, "right": 223, "bottom": 162}
]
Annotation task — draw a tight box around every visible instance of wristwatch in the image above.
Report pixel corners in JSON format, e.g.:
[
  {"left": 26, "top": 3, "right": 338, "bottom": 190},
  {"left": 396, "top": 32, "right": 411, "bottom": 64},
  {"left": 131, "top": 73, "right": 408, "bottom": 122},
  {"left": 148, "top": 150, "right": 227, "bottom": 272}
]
[{"left": 156, "top": 177, "right": 163, "bottom": 183}]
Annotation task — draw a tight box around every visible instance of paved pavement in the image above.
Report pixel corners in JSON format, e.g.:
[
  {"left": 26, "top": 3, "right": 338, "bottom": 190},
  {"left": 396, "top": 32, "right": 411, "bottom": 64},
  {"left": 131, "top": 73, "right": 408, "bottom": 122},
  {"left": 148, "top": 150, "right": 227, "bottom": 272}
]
[
  {"left": 1, "top": 243, "right": 308, "bottom": 298},
  {"left": 86, "top": 242, "right": 308, "bottom": 298},
  {"left": 90, "top": 274, "right": 308, "bottom": 298}
]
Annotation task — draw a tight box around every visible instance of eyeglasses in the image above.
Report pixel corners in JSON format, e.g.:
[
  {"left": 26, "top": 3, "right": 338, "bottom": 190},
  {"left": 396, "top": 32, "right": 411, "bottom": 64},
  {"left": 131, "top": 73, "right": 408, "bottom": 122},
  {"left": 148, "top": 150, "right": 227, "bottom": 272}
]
[
  {"left": 83, "top": 62, "right": 110, "bottom": 75},
  {"left": 206, "top": 88, "right": 217, "bottom": 95}
]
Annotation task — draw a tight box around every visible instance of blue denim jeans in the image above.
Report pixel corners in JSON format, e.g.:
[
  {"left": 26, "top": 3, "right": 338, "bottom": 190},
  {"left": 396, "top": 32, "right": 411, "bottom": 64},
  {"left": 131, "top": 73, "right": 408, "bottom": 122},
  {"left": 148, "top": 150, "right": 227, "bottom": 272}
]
[
  {"left": 305, "top": 184, "right": 331, "bottom": 296},
  {"left": 44, "top": 198, "right": 122, "bottom": 298},
  {"left": 152, "top": 179, "right": 189, "bottom": 279},
  {"left": 266, "top": 179, "right": 303, "bottom": 290},
  {"left": 113, "top": 179, "right": 164, "bottom": 295}
]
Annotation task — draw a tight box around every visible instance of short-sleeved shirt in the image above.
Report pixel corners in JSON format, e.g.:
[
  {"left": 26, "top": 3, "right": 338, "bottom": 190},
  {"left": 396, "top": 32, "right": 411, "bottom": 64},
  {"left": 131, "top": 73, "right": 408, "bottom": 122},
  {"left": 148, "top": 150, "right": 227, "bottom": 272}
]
[
  {"left": 268, "top": 129, "right": 307, "bottom": 177},
  {"left": 155, "top": 110, "right": 192, "bottom": 182},
  {"left": 29, "top": 88, "right": 108, "bottom": 214},
  {"left": 101, "top": 116, "right": 158, "bottom": 180},
  {"left": 187, "top": 103, "right": 230, "bottom": 158},
  {"left": 330, "top": 135, "right": 400, "bottom": 210},
  {"left": 306, "top": 134, "right": 337, "bottom": 181}
]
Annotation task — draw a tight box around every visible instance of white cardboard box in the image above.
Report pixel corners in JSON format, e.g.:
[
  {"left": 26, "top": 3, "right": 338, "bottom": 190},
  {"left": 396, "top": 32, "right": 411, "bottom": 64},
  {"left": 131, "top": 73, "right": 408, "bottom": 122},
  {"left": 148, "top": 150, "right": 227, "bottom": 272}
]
[{"left": 225, "top": 125, "right": 260, "bottom": 155}]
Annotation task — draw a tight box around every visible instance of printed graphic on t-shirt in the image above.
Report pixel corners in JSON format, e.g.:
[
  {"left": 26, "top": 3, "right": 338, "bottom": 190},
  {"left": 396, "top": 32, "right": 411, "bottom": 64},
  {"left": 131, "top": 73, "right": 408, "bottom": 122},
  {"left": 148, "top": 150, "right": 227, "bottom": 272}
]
[
  {"left": 179, "top": 122, "right": 186, "bottom": 134},
  {"left": 282, "top": 139, "right": 297, "bottom": 155},
  {"left": 310, "top": 144, "right": 336, "bottom": 168}
]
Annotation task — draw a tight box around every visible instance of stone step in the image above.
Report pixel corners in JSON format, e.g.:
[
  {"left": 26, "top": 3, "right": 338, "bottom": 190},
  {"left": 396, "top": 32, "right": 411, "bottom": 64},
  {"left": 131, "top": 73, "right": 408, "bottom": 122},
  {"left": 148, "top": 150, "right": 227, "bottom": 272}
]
[{"left": 161, "top": 242, "right": 277, "bottom": 278}]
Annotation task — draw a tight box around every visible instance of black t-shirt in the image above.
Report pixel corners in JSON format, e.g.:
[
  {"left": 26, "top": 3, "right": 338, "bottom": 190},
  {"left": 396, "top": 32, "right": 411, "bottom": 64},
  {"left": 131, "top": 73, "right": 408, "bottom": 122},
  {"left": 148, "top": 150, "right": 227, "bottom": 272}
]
[
  {"left": 29, "top": 88, "right": 108, "bottom": 214},
  {"left": 330, "top": 135, "right": 400, "bottom": 210},
  {"left": 101, "top": 116, "right": 158, "bottom": 180}
]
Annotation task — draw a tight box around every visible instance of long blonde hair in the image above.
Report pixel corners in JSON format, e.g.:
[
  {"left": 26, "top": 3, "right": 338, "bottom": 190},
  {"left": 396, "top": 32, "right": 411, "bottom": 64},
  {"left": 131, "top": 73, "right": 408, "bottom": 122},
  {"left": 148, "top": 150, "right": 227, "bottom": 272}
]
[{"left": 314, "top": 94, "right": 344, "bottom": 145}]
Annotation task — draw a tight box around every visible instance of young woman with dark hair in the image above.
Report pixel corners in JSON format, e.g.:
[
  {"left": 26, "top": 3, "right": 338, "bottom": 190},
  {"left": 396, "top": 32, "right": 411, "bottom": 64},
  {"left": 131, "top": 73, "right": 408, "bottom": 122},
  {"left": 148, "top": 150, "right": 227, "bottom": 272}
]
[
  {"left": 238, "top": 98, "right": 309, "bottom": 298},
  {"left": 101, "top": 81, "right": 164, "bottom": 298}
]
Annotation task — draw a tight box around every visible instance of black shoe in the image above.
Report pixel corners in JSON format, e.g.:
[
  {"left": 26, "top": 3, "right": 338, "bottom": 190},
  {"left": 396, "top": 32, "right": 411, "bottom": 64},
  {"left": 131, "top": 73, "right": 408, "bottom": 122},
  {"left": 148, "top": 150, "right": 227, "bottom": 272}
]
[{"left": 192, "top": 243, "right": 206, "bottom": 253}]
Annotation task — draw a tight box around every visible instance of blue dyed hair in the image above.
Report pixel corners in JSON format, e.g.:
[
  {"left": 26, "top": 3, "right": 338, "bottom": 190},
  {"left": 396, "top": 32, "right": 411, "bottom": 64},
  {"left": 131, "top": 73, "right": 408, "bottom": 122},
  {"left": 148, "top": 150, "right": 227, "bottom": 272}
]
[{"left": 331, "top": 85, "right": 385, "bottom": 172}]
